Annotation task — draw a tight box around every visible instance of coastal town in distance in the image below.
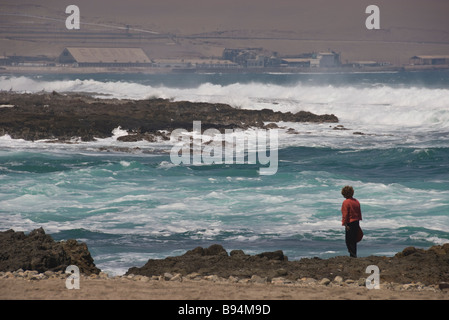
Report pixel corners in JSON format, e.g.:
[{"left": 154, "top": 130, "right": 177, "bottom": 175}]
[
  {"left": 1, "top": 46, "right": 449, "bottom": 74},
  {"left": 1, "top": 1, "right": 448, "bottom": 75}
]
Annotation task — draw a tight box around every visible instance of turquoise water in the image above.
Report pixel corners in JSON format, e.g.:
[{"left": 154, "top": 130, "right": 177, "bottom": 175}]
[{"left": 1, "top": 71, "right": 449, "bottom": 275}]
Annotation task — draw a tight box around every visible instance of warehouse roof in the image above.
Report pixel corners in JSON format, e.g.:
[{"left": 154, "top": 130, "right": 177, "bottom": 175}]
[
  {"left": 411, "top": 55, "right": 449, "bottom": 59},
  {"left": 61, "top": 47, "right": 150, "bottom": 63}
]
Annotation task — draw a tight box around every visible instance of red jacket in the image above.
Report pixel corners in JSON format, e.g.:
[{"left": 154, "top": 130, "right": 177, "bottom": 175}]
[{"left": 341, "top": 198, "right": 362, "bottom": 225}]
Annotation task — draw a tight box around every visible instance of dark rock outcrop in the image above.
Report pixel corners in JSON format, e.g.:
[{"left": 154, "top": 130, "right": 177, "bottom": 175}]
[
  {"left": 0, "top": 92, "right": 338, "bottom": 142},
  {"left": 0, "top": 228, "right": 100, "bottom": 275},
  {"left": 126, "top": 243, "right": 449, "bottom": 285},
  {"left": 2, "top": 226, "right": 448, "bottom": 285},
  {"left": 126, "top": 244, "right": 291, "bottom": 280}
]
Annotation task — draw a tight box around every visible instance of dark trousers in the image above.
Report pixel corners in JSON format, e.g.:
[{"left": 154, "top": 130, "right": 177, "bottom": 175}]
[{"left": 345, "top": 220, "right": 359, "bottom": 258}]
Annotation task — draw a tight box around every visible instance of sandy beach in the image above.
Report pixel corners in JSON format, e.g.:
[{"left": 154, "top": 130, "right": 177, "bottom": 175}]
[{"left": 1, "top": 275, "right": 448, "bottom": 300}]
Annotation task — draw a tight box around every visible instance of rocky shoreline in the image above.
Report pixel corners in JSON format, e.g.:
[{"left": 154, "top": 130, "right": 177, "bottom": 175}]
[
  {"left": 1, "top": 228, "right": 448, "bottom": 293},
  {"left": 0, "top": 91, "right": 338, "bottom": 142}
]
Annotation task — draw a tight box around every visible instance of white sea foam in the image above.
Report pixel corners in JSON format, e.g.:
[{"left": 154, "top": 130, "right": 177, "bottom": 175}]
[
  {"left": 3, "top": 75, "right": 449, "bottom": 151},
  {"left": 2, "top": 76, "right": 449, "bottom": 151},
  {"left": 2, "top": 76, "right": 449, "bottom": 129},
  {"left": 119, "top": 160, "right": 131, "bottom": 167}
]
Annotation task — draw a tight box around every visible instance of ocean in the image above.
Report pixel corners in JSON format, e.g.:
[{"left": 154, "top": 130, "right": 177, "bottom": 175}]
[{"left": 1, "top": 70, "right": 449, "bottom": 275}]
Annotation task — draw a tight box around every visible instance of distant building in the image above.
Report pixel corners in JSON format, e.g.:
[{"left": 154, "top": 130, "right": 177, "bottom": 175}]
[
  {"left": 348, "top": 61, "right": 379, "bottom": 68},
  {"left": 153, "top": 59, "right": 238, "bottom": 69},
  {"left": 410, "top": 55, "right": 449, "bottom": 66},
  {"left": 317, "top": 52, "right": 341, "bottom": 67},
  {"left": 221, "top": 48, "right": 342, "bottom": 69},
  {"left": 246, "top": 55, "right": 266, "bottom": 68},
  {"left": 153, "top": 59, "right": 190, "bottom": 68},
  {"left": 223, "top": 48, "right": 260, "bottom": 61},
  {"left": 58, "top": 47, "right": 151, "bottom": 67},
  {"left": 222, "top": 48, "right": 268, "bottom": 67},
  {"left": 0, "top": 56, "right": 11, "bottom": 66},
  {"left": 280, "top": 51, "right": 340, "bottom": 68},
  {"left": 192, "top": 59, "right": 238, "bottom": 69},
  {"left": 266, "top": 55, "right": 282, "bottom": 67},
  {"left": 222, "top": 48, "right": 243, "bottom": 62},
  {"left": 281, "top": 58, "right": 311, "bottom": 68}
]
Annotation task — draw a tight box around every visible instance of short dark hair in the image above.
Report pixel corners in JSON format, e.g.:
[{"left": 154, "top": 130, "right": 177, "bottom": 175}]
[{"left": 341, "top": 186, "right": 354, "bottom": 198}]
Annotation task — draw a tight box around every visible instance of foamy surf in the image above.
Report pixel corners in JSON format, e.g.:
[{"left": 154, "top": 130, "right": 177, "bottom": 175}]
[
  {"left": 1, "top": 71, "right": 449, "bottom": 275},
  {"left": 2, "top": 75, "right": 449, "bottom": 128}
]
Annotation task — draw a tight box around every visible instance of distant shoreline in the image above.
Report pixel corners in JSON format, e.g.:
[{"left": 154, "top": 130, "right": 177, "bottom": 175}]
[{"left": 1, "top": 64, "right": 448, "bottom": 75}]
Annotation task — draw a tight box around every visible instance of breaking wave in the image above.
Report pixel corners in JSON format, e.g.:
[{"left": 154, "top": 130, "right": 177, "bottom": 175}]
[{"left": 2, "top": 75, "right": 449, "bottom": 130}]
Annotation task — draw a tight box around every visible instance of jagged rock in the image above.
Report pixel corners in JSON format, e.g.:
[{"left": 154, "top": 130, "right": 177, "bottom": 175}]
[
  {"left": 185, "top": 244, "right": 228, "bottom": 257},
  {"left": 229, "top": 249, "right": 247, "bottom": 257},
  {"left": 62, "top": 239, "right": 100, "bottom": 275},
  {"left": 0, "top": 228, "right": 100, "bottom": 275},
  {"left": 286, "top": 127, "right": 301, "bottom": 134},
  {"left": 263, "top": 122, "right": 279, "bottom": 129},
  {"left": 396, "top": 246, "right": 418, "bottom": 257},
  {"left": 0, "top": 92, "right": 338, "bottom": 142},
  {"left": 332, "top": 125, "right": 349, "bottom": 130},
  {"left": 256, "top": 250, "right": 287, "bottom": 261},
  {"left": 126, "top": 244, "right": 290, "bottom": 280}
]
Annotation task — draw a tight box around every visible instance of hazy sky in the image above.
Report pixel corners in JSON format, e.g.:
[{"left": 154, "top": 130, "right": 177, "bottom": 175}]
[
  {"left": 3, "top": 0, "right": 448, "bottom": 36},
  {"left": 1, "top": 0, "right": 448, "bottom": 60}
]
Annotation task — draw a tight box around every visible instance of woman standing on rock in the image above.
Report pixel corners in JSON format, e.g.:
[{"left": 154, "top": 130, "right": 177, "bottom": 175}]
[{"left": 341, "top": 186, "right": 363, "bottom": 258}]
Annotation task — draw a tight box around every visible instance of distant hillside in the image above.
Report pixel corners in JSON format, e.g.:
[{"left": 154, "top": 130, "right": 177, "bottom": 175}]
[{"left": 1, "top": 0, "right": 448, "bottom": 64}]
